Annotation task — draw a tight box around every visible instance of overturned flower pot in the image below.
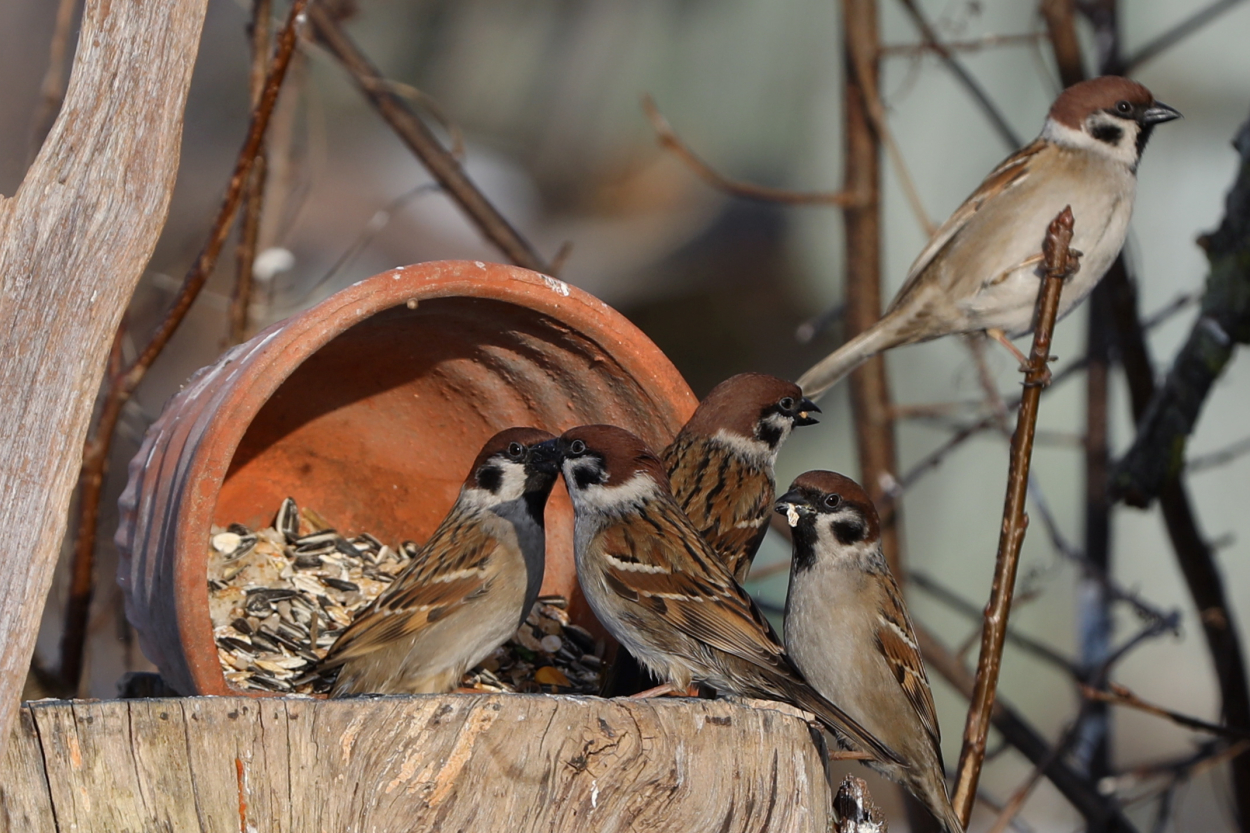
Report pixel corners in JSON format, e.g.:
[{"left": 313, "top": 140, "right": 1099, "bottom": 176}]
[{"left": 116, "top": 260, "right": 696, "bottom": 696}]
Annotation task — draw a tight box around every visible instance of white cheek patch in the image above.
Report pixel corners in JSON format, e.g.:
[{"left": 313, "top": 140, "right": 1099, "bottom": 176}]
[{"left": 712, "top": 428, "right": 775, "bottom": 466}]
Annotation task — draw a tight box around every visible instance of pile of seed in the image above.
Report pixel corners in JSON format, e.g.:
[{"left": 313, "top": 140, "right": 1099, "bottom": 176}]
[{"left": 207, "top": 498, "right": 604, "bottom": 696}]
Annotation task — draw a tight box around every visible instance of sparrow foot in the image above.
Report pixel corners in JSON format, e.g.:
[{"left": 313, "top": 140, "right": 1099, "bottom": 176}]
[
  {"left": 628, "top": 682, "right": 699, "bottom": 699},
  {"left": 986, "top": 328, "right": 1030, "bottom": 372}
]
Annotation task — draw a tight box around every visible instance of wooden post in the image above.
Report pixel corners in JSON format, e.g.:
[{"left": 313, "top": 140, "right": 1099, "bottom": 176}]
[
  {"left": 2, "top": 695, "right": 832, "bottom": 831},
  {"left": 0, "top": 0, "right": 208, "bottom": 756}
]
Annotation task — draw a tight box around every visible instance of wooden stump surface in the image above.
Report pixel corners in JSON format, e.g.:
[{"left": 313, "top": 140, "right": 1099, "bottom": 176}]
[{"left": 1, "top": 694, "right": 833, "bottom": 832}]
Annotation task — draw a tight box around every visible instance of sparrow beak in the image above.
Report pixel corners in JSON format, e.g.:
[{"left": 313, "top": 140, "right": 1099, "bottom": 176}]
[
  {"left": 527, "top": 438, "right": 564, "bottom": 474},
  {"left": 774, "top": 489, "right": 813, "bottom": 528},
  {"left": 1141, "top": 101, "right": 1181, "bottom": 126},
  {"left": 794, "top": 397, "right": 821, "bottom": 427}
]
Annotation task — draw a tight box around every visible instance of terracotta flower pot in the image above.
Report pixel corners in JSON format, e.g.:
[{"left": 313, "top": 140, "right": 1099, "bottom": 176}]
[{"left": 116, "top": 260, "right": 696, "bottom": 696}]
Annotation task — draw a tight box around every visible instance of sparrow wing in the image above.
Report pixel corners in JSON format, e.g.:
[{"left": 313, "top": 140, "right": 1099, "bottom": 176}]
[
  {"left": 888, "top": 138, "right": 1047, "bottom": 312},
  {"left": 874, "top": 572, "right": 943, "bottom": 761},
  {"left": 598, "top": 503, "right": 905, "bottom": 766},
  {"left": 664, "top": 438, "right": 773, "bottom": 581},
  {"left": 319, "top": 513, "right": 502, "bottom": 667},
  {"left": 597, "top": 504, "right": 790, "bottom": 673}
]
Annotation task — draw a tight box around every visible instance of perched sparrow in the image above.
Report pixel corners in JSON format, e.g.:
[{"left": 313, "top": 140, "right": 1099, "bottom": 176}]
[
  {"left": 558, "top": 424, "right": 902, "bottom": 765},
  {"left": 321, "top": 428, "right": 562, "bottom": 695},
  {"left": 799, "top": 76, "right": 1180, "bottom": 399},
  {"left": 662, "top": 373, "right": 819, "bottom": 582},
  {"left": 778, "top": 471, "right": 961, "bottom": 833}
]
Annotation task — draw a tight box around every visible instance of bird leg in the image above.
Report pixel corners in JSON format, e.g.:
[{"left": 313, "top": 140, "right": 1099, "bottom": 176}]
[
  {"left": 987, "top": 253, "right": 1045, "bottom": 286},
  {"left": 987, "top": 327, "right": 1052, "bottom": 386},
  {"left": 828, "top": 750, "right": 876, "bottom": 761},
  {"left": 628, "top": 682, "right": 700, "bottom": 699}
]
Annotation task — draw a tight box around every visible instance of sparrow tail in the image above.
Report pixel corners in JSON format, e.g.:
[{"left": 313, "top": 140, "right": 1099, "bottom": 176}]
[{"left": 796, "top": 316, "right": 905, "bottom": 401}]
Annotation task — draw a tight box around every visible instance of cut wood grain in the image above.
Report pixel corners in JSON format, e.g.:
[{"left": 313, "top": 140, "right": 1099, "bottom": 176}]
[
  {"left": 3, "top": 695, "right": 835, "bottom": 832},
  {"left": 0, "top": 0, "right": 208, "bottom": 757}
]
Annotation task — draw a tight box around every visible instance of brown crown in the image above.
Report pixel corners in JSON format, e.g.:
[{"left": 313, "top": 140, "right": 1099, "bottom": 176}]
[
  {"left": 682, "top": 372, "right": 804, "bottom": 438},
  {"left": 788, "top": 470, "right": 880, "bottom": 540},
  {"left": 463, "top": 426, "right": 557, "bottom": 485},
  {"left": 560, "top": 424, "right": 670, "bottom": 491},
  {"left": 1048, "top": 76, "right": 1155, "bottom": 129}
]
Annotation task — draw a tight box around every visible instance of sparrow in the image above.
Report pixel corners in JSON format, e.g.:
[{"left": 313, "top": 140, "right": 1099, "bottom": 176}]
[
  {"left": 778, "top": 470, "right": 961, "bottom": 833},
  {"left": 557, "top": 424, "right": 903, "bottom": 766},
  {"left": 798, "top": 75, "right": 1180, "bottom": 399},
  {"left": 321, "top": 428, "right": 562, "bottom": 695},
  {"left": 662, "top": 373, "right": 820, "bottom": 582}
]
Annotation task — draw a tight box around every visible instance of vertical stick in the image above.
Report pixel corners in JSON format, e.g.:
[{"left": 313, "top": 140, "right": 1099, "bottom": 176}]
[
  {"left": 841, "top": 0, "right": 904, "bottom": 580},
  {"left": 951, "top": 207, "right": 1075, "bottom": 824},
  {"left": 228, "top": 0, "right": 272, "bottom": 346}
]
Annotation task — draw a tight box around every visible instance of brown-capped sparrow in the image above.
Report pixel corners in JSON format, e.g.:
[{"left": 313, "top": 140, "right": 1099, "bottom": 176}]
[
  {"left": 558, "top": 424, "right": 902, "bottom": 765},
  {"left": 798, "top": 76, "right": 1180, "bottom": 399},
  {"left": 321, "top": 428, "right": 562, "bottom": 695},
  {"left": 778, "top": 471, "right": 961, "bottom": 833},
  {"left": 662, "top": 372, "right": 819, "bottom": 583}
]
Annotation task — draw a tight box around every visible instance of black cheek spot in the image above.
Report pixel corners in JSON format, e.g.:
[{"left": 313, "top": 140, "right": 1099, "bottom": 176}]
[
  {"left": 757, "top": 422, "right": 783, "bottom": 448},
  {"left": 573, "top": 466, "right": 600, "bottom": 491},
  {"left": 832, "top": 519, "right": 866, "bottom": 546},
  {"left": 476, "top": 464, "right": 503, "bottom": 492},
  {"left": 1091, "top": 123, "right": 1123, "bottom": 145}
]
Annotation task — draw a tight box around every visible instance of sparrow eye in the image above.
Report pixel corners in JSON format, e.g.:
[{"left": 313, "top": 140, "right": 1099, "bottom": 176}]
[
  {"left": 778, "top": 396, "right": 795, "bottom": 411},
  {"left": 1115, "top": 100, "right": 1132, "bottom": 115},
  {"left": 507, "top": 442, "right": 525, "bottom": 460},
  {"left": 824, "top": 493, "right": 841, "bottom": 509},
  {"left": 568, "top": 439, "right": 587, "bottom": 456}
]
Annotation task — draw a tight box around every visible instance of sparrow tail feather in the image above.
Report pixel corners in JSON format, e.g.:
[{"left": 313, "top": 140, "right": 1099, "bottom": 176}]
[{"left": 797, "top": 319, "right": 902, "bottom": 401}]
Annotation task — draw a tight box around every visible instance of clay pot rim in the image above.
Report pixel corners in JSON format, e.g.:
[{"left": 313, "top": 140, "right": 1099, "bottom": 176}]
[{"left": 169, "top": 260, "right": 695, "bottom": 695}]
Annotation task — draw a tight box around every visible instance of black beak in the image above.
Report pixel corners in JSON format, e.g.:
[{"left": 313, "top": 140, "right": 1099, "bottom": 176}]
[
  {"left": 794, "top": 397, "right": 821, "bottom": 427},
  {"left": 1141, "top": 102, "right": 1181, "bottom": 126},
  {"left": 527, "top": 438, "right": 564, "bottom": 475},
  {"left": 775, "top": 489, "right": 813, "bottom": 525}
]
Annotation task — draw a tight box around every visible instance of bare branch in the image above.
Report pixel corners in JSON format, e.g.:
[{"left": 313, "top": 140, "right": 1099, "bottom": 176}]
[
  {"left": 1123, "top": 0, "right": 1250, "bottom": 72},
  {"left": 306, "top": 3, "right": 551, "bottom": 273},
  {"left": 879, "top": 33, "right": 1047, "bottom": 58},
  {"left": 640, "top": 95, "right": 854, "bottom": 206},
  {"left": 59, "top": 0, "right": 307, "bottom": 692},
  {"left": 894, "top": 0, "right": 1024, "bottom": 148},
  {"left": 1082, "top": 682, "right": 1250, "bottom": 741},
  {"left": 951, "top": 207, "right": 1076, "bottom": 825}
]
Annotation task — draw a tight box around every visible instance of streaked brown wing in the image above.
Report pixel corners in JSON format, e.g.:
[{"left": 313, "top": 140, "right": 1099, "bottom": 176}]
[
  {"left": 596, "top": 503, "right": 789, "bottom": 674},
  {"left": 664, "top": 439, "right": 773, "bottom": 580},
  {"left": 875, "top": 573, "right": 942, "bottom": 760},
  {"left": 888, "top": 138, "right": 1045, "bottom": 313},
  {"left": 320, "top": 513, "right": 501, "bottom": 667}
]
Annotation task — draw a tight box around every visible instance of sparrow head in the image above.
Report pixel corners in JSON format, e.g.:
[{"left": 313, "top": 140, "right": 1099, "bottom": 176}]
[
  {"left": 462, "top": 427, "right": 562, "bottom": 515},
  {"left": 681, "top": 373, "right": 820, "bottom": 461},
  {"left": 1044, "top": 76, "right": 1180, "bottom": 170},
  {"left": 775, "top": 470, "right": 883, "bottom": 572},
  {"left": 558, "top": 424, "right": 669, "bottom": 516}
]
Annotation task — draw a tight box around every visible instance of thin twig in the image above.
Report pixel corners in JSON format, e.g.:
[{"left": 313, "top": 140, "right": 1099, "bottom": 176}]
[
  {"left": 1187, "top": 434, "right": 1250, "bottom": 473},
  {"left": 228, "top": 0, "right": 273, "bottom": 347},
  {"left": 57, "top": 0, "right": 307, "bottom": 692},
  {"left": 879, "top": 32, "right": 1048, "bottom": 57},
  {"left": 1082, "top": 682, "right": 1250, "bottom": 741},
  {"left": 26, "top": 0, "right": 80, "bottom": 164},
  {"left": 917, "top": 623, "right": 1139, "bottom": 830},
  {"left": 909, "top": 570, "right": 1079, "bottom": 676},
  {"left": 305, "top": 3, "right": 551, "bottom": 273},
  {"left": 846, "top": 20, "right": 936, "bottom": 237},
  {"left": 641, "top": 95, "right": 854, "bottom": 206},
  {"left": 895, "top": 0, "right": 1024, "bottom": 149},
  {"left": 1123, "top": 0, "right": 1249, "bottom": 72},
  {"left": 951, "top": 207, "right": 1076, "bottom": 825}
]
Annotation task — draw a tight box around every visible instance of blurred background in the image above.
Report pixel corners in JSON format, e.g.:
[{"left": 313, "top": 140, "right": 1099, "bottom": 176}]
[{"left": 3, "top": 0, "right": 1249, "bottom": 829}]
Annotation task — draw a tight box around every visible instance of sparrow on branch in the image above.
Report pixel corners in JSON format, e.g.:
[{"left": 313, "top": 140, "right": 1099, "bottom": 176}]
[{"left": 799, "top": 76, "right": 1180, "bottom": 399}]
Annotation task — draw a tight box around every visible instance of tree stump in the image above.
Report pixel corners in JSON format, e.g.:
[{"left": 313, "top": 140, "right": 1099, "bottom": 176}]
[{"left": 1, "top": 695, "right": 833, "bottom": 831}]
